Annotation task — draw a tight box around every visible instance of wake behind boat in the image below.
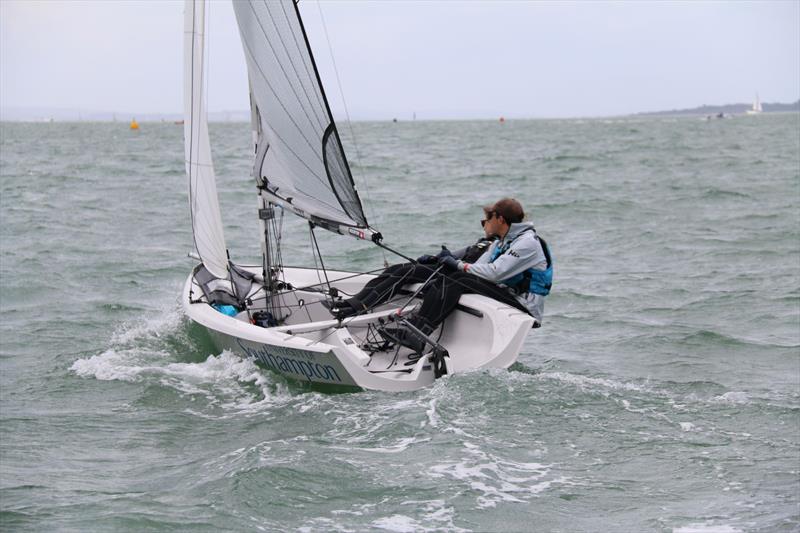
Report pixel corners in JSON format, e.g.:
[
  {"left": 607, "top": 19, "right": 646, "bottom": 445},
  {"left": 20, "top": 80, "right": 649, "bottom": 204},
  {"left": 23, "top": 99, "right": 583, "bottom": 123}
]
[{"left": 181, "top": 0, "right": 536, "bottom": 391}]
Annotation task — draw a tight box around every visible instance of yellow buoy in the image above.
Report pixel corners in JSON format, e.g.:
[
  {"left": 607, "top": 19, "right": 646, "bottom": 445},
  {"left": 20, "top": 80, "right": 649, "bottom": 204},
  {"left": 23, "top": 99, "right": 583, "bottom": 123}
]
[{"left": 130, "top": 118, "right": 139, "bottom": 130}]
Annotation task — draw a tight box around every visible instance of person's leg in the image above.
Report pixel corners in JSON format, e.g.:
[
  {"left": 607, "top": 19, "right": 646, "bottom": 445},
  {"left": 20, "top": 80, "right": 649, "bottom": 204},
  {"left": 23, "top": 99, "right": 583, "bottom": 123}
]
[
  {"left": 343, "top": 263, "right": 439, "bottom": 312},
  {"left": 382, "top": 271, "right": 527, "bottom": 352},
  {"left": 411, "top": 272, "right": 528, "bottom": 332},
  {"left": 458, "top": 275, "right": 529, "bottom": 313}
]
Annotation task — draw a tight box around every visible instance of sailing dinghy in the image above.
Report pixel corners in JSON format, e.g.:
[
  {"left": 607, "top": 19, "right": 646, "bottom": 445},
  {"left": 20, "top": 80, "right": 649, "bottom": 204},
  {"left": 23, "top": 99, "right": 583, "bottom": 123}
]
[
  {"left": 746, "top": 93, "right": 763, "bottom": 115},
  {"left": 181, "top": 0, "right": 535, "bottom": 391}
]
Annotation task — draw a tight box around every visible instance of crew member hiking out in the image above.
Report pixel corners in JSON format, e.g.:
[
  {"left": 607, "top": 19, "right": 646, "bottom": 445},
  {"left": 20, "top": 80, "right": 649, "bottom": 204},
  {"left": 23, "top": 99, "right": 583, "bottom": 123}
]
[
  {"left": 381, "top": 197, "right": 552, "bottom": 352},
  {"left": 322, "top": 197, "right": 552, "bottom": 352}
]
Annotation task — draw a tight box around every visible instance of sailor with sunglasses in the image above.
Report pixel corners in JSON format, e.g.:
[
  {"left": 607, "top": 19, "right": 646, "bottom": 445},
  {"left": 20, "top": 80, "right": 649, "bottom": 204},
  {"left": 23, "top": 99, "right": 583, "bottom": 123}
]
[{"left": 384, "top": 197, "right": 553, "bottom": 352}]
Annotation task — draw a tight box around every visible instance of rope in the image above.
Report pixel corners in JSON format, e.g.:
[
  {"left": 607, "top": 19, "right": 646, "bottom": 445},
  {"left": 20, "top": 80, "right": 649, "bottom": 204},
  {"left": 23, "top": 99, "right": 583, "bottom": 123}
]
[{"left": 315, "top": 0, "right": 387, "bottom": 267}]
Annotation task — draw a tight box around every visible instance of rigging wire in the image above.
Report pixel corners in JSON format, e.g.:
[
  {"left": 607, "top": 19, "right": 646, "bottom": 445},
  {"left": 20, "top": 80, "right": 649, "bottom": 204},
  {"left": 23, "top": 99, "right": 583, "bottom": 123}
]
[
  {"left": 315, "top": 0, "right": 388, "bottom": 267},
  {"left": 244, "top": 265, "right": 390, "bottom": 301},
  {"left": 309, "top": 222, "right": 334, "bottom": 297},
  {"left": 271, "top": 209, "right": 292, "bottom": 321}
]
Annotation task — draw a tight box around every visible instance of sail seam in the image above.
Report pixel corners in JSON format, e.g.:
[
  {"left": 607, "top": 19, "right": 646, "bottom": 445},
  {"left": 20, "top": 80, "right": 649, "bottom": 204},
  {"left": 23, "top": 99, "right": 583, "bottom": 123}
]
[
  {"left": 278, "top": 0, "right": 328, "bottom": 122},
  {"left": 267, "top": 183, "right": 361, "bottom": 223},
  {"left": 238, "top": 37, "right": 333, "bottom": 189},
  {"left": 268, "top": 0, "right": 328, "bottom": 130},
  {"left": 250, "top": 1, "right": 327, "bottom": 133},
  {"left": 239, "top": 4, "right": 326, "bottom": 169},
  {"left": 291, "top": 0, "right": 368, "bottom": 227},
  {"left": 230, "top": 0, "right": 371, "bottom": 233},
  {"left": 315, "top": 0, "right": 378, "bottom": 233}
]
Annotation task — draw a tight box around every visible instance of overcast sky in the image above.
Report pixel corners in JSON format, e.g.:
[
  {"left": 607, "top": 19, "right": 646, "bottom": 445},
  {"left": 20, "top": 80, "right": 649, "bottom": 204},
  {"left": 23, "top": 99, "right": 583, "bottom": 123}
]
[{"left": 1, "top": 0, "right": 798, "bottom": 119}]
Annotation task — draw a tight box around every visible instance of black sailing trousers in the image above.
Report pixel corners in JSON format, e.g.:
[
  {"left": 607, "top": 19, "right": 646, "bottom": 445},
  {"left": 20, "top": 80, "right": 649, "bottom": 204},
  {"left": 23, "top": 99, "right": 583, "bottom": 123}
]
[
  {"left": 410, "top": 270, "right": 529, "bottom": 333},
  {"left": 344, "top": 263, "right": 440, "bottom": 311},
  {"left": 346, "top": 263, "right": 528, "bottom": 332}
]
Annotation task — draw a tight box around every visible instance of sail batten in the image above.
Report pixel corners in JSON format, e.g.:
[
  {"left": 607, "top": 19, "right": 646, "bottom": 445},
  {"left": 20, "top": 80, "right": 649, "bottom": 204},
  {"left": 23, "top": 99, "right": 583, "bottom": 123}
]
[{"left": 233, "top": 0, "right": 370, "bottom": 232}]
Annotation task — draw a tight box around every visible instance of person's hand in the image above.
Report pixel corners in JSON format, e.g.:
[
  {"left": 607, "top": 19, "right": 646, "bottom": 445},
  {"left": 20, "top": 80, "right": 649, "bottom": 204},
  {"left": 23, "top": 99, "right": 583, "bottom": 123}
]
[
  {"left": 438, "top": 255, "right": 459, "bottom": 271},
  {"left": 436, "top": 246, "right": 453, "bottom": 259},
  {"left": 416, "top": 254, "right": 437, "bottom": 265}
]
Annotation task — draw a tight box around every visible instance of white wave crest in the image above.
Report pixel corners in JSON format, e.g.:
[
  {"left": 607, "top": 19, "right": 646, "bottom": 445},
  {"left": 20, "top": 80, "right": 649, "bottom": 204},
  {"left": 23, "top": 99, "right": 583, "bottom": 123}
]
[
  {"left": 71, "top": 348, "right": 261, "bottom": 384},
  {"left": 370, "top": 500, "right": 467, "bottom": 533},
  {"left": 359, "top": 436, "right": 429, "bottom": 454},
  {"left": 70, "top": 348, "right": 157, "bottom": 382},
  {"left": 428, "top": 441, "right": 564, "bottom": 509},
  {"left": 673, "top": 523, "right": 743, "bottom": 533},
  {"left": 372, "top": 514, "right": 421, "bottom": 533},
  {"left": 539, "top": 371, "right": 651, "bottom": 394},
  {"left": 71, "top": 347, "right": 291, "bottom": 412},
  {"left": 110, "top": 302, "right": 184, "bottom": 345},
  {"left": 711, "top": 391, "right": 750, "bottom": 404}
]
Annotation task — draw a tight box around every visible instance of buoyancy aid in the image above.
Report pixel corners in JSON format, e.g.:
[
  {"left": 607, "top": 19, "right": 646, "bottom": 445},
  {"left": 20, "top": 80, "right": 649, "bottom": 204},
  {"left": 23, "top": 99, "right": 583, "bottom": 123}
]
[{"left": 489, "top": 229, "right": 553, "bottom": 296}]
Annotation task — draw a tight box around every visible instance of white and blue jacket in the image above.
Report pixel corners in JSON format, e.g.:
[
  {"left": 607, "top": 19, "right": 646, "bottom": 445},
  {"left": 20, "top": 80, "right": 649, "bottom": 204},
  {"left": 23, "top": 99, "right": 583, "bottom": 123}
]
[{"left": 453, "top": 222, "right": 552, "bottom": 323}]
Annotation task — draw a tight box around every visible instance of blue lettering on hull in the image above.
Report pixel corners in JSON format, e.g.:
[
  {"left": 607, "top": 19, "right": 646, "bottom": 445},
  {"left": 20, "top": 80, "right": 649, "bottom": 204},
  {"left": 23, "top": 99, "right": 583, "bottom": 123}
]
[{"left": 235, "top": 339, "right": 343, "bottom": 383}]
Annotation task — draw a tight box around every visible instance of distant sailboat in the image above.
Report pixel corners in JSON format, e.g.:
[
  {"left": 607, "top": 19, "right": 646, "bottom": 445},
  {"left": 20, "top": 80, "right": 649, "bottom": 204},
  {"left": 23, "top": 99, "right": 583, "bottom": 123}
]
[
  {"left": 130, "top": 118, "right": 140, "bottom": 130},
  {"left": 746, "top": 94, "right": 763, "bottom": 115}
]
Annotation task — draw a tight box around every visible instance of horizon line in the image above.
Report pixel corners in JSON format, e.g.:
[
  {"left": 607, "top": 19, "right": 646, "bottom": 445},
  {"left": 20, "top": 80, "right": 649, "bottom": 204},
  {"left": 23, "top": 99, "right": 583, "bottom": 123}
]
[{"left": 2, "top": 99, "right": 799, "bottom": 123}]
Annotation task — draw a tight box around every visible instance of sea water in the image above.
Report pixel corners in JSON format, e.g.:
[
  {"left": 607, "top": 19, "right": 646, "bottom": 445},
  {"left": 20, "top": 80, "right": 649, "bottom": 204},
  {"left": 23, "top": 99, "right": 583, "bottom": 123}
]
[{"left": 1, "top": 115, "right": 798, "bottom": 531}]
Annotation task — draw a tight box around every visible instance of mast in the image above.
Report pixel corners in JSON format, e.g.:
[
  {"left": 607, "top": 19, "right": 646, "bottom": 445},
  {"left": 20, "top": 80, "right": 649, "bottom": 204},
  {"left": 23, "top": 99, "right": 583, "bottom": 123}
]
[{"left": 247, "top": 87, "right": 274, "bottom": 292}]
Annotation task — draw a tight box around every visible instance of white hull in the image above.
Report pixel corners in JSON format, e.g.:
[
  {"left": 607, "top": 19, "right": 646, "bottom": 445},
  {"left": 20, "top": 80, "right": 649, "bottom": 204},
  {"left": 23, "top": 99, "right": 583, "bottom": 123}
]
[{"left": 182, "top": 265, "right": 534, "bottom": 391}]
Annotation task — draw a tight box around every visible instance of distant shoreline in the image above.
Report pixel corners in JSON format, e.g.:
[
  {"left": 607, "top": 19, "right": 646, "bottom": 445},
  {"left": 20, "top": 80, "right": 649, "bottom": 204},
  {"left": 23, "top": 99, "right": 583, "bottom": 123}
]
[
  {"left": 1, "top": 103, "right": 798, "bottom": 123},
  {"left": 635, "top": 100, "right": 799, "bottom": 117}
]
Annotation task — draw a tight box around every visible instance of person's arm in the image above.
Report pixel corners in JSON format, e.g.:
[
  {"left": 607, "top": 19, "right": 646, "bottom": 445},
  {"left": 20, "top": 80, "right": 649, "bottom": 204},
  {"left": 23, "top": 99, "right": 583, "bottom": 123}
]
[
  {"left": 450, "top": 246, "right": 469, "bottom": 260},
  {"left": 455, "top": 234, "right": 544, "bottom": 283},
  {"left": 419, "top": 245, "right": 467, "bottom": 264},
  {"left": 434, "top": 243, "right": 474, "bottom": 261}
]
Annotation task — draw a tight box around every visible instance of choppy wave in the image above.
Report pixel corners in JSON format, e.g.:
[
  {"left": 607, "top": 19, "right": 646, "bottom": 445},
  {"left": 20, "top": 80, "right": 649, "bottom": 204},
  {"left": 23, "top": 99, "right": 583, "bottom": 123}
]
[
  {"left": 3, "top": 117, "right": 799, "bottom": 531},
  {"left": 427, "top": 442, "right": 565, "bottom": 509}
]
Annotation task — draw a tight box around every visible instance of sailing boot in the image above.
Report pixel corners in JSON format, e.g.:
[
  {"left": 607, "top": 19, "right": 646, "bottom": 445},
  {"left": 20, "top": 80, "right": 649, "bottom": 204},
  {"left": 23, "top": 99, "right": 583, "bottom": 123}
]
[
  {"left": 320, "top": 298, "right": 368, "bottom": 320},
  {"left": 320, "top": 299, "right": 357, "bottom": 320},
  {"left": 379, "top": 319, "right": 433, "bottom": 353}
]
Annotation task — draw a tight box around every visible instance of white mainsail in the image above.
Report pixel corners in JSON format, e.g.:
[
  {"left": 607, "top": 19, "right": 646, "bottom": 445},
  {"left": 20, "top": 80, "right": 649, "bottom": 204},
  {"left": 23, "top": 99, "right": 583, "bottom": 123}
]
[
  {"left": 232, "top": 0, "right": 369, "bottom": 232},
  {"left": 184, "top": 0, "right": 229, "bottom": 279},
  {"left": 754, "top": 93, "right": 763, "bottom": 113}
]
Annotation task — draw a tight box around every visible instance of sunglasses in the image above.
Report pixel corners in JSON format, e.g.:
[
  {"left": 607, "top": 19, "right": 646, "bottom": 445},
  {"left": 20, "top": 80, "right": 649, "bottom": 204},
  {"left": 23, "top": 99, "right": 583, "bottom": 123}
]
[{"left": 480, "top": 211, "right": 497, "bottom": 227}]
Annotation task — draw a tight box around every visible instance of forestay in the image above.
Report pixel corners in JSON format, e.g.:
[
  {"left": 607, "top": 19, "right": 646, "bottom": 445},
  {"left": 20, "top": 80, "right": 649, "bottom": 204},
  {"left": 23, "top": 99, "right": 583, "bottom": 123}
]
[
  {"left": 232, "top": 0, "right": 369, "bottom": 232},
  {"left": 184, "top": 0, "right": 229, "bottom": 279}
]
